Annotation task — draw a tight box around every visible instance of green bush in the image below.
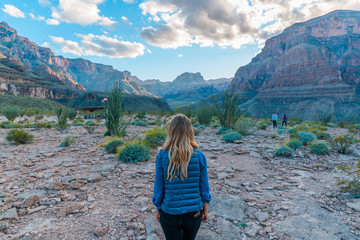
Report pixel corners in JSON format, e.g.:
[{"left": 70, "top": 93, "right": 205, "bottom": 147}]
[
  {"left": 297, "top": 131, "right": 316, "bottom": 145},
  {"left": 317, "top": 109, "right": 333, "bottom": 125},
  {"left": 330, "top": 134, "right": 359, "bottom": 154},
  {"left": 3, "top": 106, "right": 21, "bottom": 122},
  {"left": 143, "top": 127, "right": 167, "bottom": 148},
  {"left": 233, "top": 118, "right": 255, "bottom": 136},
  {"left": 105, "top": 140, "right": 124, "bottom": 153},
  {"left": 59, "top": 136, "right": 75, "bottom": 147},
  {"left": 118, "top": 142, "right": 150, "bottom": 162},
  {"left": 217, "top": 127, "right": 231, "bottom": 135},
  {"left": 270, "top": 133, "right": 277, "bottom": 139},
  {"left": 136, "top": 120, "right": 148, "bottom": 127},
  {"left": 277, "top": 128, "right": 287, "bottom": 135},
  {"left": 275, "top": 146, "right": 293, "bottom": 157},
  {"left": 105, "top": 81, "right": 127, "bottom": 137},
  {"left": 135, "top": 110, "right": 146, "bottom": 119},
  {"left": 222, "top": 132, "right": 243, "bottom": 143},
  {"left": 316, "top": 132, "right": 332, "bottom": 140},
  {"left": 67, "top": 108, "right": 77, "bottom": 120},
  {"left": 310, "top": 142, "right": 330, "bottom": 155},
  {"left": 32, "top": 122, "right": 53, "bottom": 129},
  {"left": 34, "top": 114, "right": 44, "bottom": 121},
  {"left": 196, "top": 103, "right": 214, "bottom": 125},
  {"left": 257, "top": 121, "right": 269, "bottom": 130},
  {"left": 6, "top": 129, "right": 34, "bottom": 145},
  {"left": 211, "top": 89, "right": 243, "bottom": 127},
  {"left": 337, "top": 159, "right": 360, "bottom": 197},
  {"left": 286, "top": 139, "right": 303, "bottom": 149}
]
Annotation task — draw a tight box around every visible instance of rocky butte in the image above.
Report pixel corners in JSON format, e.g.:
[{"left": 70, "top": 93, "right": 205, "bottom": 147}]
[{"left": 229, "top": 10, "right": 360, "bottom": 120}]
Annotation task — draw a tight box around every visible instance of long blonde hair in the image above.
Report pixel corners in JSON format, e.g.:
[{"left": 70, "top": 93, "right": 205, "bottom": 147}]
[{"left": 161, "top": 114, "right": 198, "bottom": 181}]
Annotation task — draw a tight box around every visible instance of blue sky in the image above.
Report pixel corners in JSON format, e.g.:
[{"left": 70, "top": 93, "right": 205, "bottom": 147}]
[{"left": 1, "top": 0, "right": 359, "bottom": 81}]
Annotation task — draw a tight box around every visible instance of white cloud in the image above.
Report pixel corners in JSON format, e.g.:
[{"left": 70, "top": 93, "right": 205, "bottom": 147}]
[
  {"left": 38, "top": 0, "right": 51, "bottom": 6},
  {"left": 46, "top": 18, "right": 60, "bottom": 25},
  {"left": 29, "top": 13, "right": 45, "bottom": 21},
  {"left": 121, "top": 16, "right": 132, "bottom": 25},
  {"left": 139, "top": 0, "right": 360, "bottom": 49},
  {"left": 178, "top": 54, "right": 183, "bottom": 57},
  {"left": 50, "top": 34, "right": 145, "bottom": 58},
  {"left": 2, "top": 4, "right": 25, "bottom": 18},
  {"left": 51, "top": 0, "right": 117, "bottom": 27},
  {"left": 147, "top": 49, "right": 152, "bottom": 54},
  {"left": 50, "top": 36, "right": 84, "bottom": 55},
  {"left": 123, "top": 0, "right": 134, "bottom": 3},
  {"left": 41, "top": 42, "right": 51, "bottom": 48}
]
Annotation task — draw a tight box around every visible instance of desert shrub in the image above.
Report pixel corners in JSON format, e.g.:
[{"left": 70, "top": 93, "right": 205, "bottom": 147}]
[
  {"left": 73, "top": 119, "right": 85, "bottom": 126},
  {"left": 118, "top": 142, "right": 150, "bottom": 163},
  {"left": 233, "top": 118, "right": 255, "bottom": 136},
  {"left": 289, "top": 125, "right": 312, "bottom": 138},
  {"left": 316, "top": 132, "right": 332, "bottom": 140},
  {"left": 83, "top": 123, "right": 96, "bottom": 134},
  {"left": 275, "top": 146, "right": 293, "bottom": 157},
  {"left": 222, "top": 132, "right": 242, "bottom": 143},
  {"left": 143, "top": 127, "right": 167, "bottom": 148},
  {"left": 310, "top": 142, "right": 330, "bottom": 155},
  {"left": 277, "top": 127, "right": 287, "bottom": 135},
  {"left": 67, "top": 108, "right": 77, "bottom": 120},
  {"left": 218, "top": 127, "right": 231, "bottom": 135},
  {"left": 34, "top": 114, "right": 44, "bottom": 121},
  {"left": 297, "top": 131, "right": 316, "bottom": 145},
  {"left": 337, "top": 159, "right": 360, "bottom": 197},
  {"left": 104, "top": 81, "right": 127, "bottom": 137},
  {"left": 286, "top": 139, "right": 303, "bottom": 149},
  {"left": 55, "top": 107, "right": 68, "bottom": 132},
  {"left": 257, "top": 121, "right": 269, "bottom": 130},
  {"left": 135, "top": 110, "right": 146, "bottom": 119},
  {"left": 59, "top": 136, "right": 75, "bottom": 147},
  {"left": 150, "top": 118, "right": 162, "bottom": 126},
  {"left": 330, "top": 134, "right": 359, "bottom": 154},
  {"left": 136, "top": 120, "right": 148, "bottom": 127},
  {"left": 211, "top": 89, "right": 243, "bottom": 127},
  {"left": 317, "top": 109, "right": 333, "bottom": 125},
  {"left": 194, "top": 128, "right": 203, "bottom": 136},
  {"left": 337, "top": 120, "right": 347, "bottom": 128},
  {"left": 104, "top": 130, "right": 111, "bottom": 137},
  {"left": 193, "top": 123, "right": 200, "bottom": 128},
  {"left": 197, "top": 125, "right": 205, "bottom": 130},
  {"left": 3, "top": 106, "right": 21, "bottom": 122},
  {"left": 0, "top": 121, "right": 12, "bottom": 129},
  {"left": 196, "top": 103, "right": 214, "bottom": 125},
  {"left": 6, "top": 129, "right": 34, "bottom": 145},
  {"left": 270, "top": 133, "right": 277, "bottom": 139},
  {"left": 32, "top": 122, "right": 53, "bottom": 129},
  {"left": 105, "top": 140, "right": 124, "bottom": 153}
]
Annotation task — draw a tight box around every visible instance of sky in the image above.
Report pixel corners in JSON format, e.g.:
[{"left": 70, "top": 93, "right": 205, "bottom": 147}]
[{"left": 1, "top": 0, "right": 360, "bottom": 82}]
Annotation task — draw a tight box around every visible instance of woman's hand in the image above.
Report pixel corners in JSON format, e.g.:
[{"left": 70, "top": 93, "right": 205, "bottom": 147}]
[
  {"left": 201, "top": 202, "right": 209, "bottom": 222},
  {"left": 156, "top": 209, "right": 160, "bottom": 222}
]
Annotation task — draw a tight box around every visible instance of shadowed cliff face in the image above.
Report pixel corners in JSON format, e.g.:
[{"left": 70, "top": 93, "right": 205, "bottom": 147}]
[
  {"left": 228, "top": 10, "right": 360, "bottom": 120},
  {"left": 230, "top": 10, "right": 360, "bottom": 100}
]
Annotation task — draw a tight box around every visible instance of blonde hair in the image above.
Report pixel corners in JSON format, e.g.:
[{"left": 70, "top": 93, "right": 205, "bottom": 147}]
[{"left": 161, "top": 114, "right": 198, "bottom": 181}]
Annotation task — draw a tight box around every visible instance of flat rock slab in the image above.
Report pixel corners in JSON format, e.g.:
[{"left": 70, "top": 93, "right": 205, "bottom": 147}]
[
  {"left": 91, "top": 164, "right": 117, "bottom": 172},
  {"left": 145, "top": 194, "right": 248, "bottom": 240},
  {"left": 16, "top": 190, "right": 47, "bottom": 200},
  {"left": 274, "top": 199, "right": 358, "bottom": 240},
  {"left": 347, "top": 199, "right": 360, "bottom": 212}
]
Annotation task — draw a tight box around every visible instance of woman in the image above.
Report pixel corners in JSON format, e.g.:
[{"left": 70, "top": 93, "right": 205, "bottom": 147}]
[
  {"left": 282, "top": 113, "right": 288, "bottom": 127},
  {"left": 152, "top": 114, "right": 211, "bottom": 240}
]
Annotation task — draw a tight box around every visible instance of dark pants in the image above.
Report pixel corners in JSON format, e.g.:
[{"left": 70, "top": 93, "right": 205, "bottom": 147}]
[
  {"left": 159, "top": 210, "right": 202, "bottom": 240},
  {"left": 282, "top": 120, "right": 287, "bottom": 127},
  {"left": 273, "top": 120, "right": 277, "bottom": 129}
]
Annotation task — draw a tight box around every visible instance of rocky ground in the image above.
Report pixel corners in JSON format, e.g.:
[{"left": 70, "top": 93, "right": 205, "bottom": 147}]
[{"left": 1, "top": 118, "right": 360, "bottom": 240}]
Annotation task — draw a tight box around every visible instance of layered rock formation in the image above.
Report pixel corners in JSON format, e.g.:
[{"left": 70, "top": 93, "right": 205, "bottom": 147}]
[
  {"left": 229, "top": 10, "right": 360, "bottom": 120},
  {"left": 139, "top": 72, "right": 232, "bottom": 108},
  {"left": 0, "top": 21, "right": 154, "bottom": 97}
]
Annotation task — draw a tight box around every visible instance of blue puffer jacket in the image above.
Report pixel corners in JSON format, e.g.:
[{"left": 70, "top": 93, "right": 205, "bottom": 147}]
[{"left": 152, "top": 148, "right": 211, "bottom": 215}]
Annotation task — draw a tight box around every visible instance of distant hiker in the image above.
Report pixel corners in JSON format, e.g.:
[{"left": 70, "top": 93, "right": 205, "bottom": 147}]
[
  {"left": 153, "top": 114, "right": 211, "bottom": 240},
  {"left": 272, "top": 112, "right": 278, "bottom": 129},
  {"left": 282, "top": 113, "right": 288, "bottom": 127}
]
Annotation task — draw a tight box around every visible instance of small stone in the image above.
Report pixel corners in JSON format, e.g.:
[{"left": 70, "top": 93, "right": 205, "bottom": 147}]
[
  {"left": 347, "top": 199, "right": 360, "bottom": 212},
  {"left": 21, "top": 195, "right": 40, "bottom": 208},
  {"left": 0, "top": 222, "right": 8, "bottom": 232},
  {"left": 57, "top": 191, "right": 76, "bottom": 201},
  {"left": 92, "top": 226, "right": 109, "bottom": 237},
  {"left": 4, "top": 208, "right": 19, "bottom": 220},
  {"left": 45, "top": 179, "right": 64, "bottom": 190},
  {"left": 254, "top": 211, "right": 270, "bottom": 222},
  {"left": 28, "top": 206, "right": 47, "bottom": 214},
  {"left": 57, "top": 203, "right": 84, "bottom": 217}
]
